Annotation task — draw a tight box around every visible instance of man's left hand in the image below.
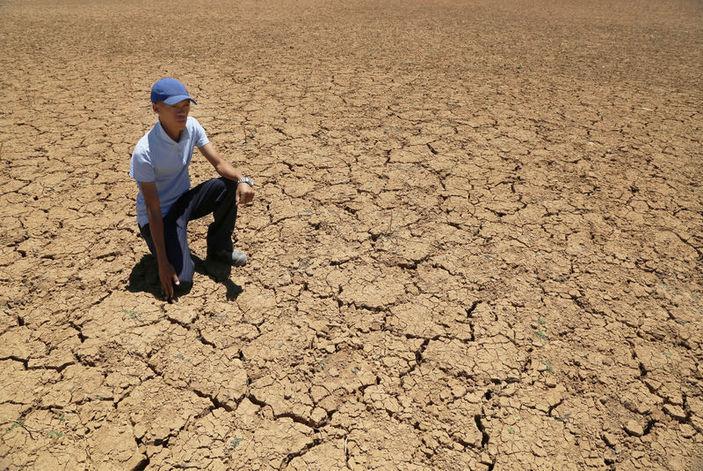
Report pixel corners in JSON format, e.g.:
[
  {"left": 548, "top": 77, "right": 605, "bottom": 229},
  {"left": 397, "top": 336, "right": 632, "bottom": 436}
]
[{"left": 236, "top": 182, "right": 255, "bottom": 206}]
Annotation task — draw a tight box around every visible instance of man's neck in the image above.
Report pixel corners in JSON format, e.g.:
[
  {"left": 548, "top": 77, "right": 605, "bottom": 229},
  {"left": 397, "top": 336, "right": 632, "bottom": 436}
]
[{"left": 160, "top": 119, "right": 183, "bottom": 142}]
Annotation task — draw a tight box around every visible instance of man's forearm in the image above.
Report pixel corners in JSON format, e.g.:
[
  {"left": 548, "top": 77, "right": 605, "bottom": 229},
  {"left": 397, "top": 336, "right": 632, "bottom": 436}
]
[
  {"left": 215, "top": 161, "right": 243, "bottom": 182},
  {"left": 146, "top": 207, "right": 169, "bottom": 265}
]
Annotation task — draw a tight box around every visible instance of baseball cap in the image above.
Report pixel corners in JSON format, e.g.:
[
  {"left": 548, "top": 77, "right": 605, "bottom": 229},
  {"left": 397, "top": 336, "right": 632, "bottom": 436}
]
[{"left": 150, "top": 77, "right": 197, "bottom": 105}]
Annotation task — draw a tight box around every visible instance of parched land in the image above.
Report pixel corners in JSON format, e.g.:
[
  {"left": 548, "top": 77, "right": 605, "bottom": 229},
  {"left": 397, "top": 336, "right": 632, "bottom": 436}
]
[{"left": 1, "top": 0, "right": 701, "bottom": 469}]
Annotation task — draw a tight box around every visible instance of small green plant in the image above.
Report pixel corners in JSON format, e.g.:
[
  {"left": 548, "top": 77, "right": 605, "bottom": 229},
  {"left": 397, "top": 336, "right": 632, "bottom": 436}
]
[
  {"left": 46, "top": 430, "right": 63, "bottom": 439},
  {"left": 3, "top": 419, "right": 39, "bottom": 439},
  {"left": 122, "top": 309, "right": 141, "bottom": 321},
  {"left": 8, "top": 420, "right": 24, "bottom": 432},
  {"left": 227, "top": 436, "right": 243, "bottom": 451},
  {"left": 533, "top": 317, "right": 548, "bottom": 342}
]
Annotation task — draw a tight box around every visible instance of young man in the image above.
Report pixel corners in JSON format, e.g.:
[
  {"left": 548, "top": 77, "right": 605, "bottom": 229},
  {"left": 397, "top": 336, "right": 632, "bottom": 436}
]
[{"left": 129, "top": 77, "right": 255, "bottom": 301}]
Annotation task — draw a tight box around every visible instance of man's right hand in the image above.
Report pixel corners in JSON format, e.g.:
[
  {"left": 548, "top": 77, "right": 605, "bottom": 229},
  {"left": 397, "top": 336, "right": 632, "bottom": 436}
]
[
  {"left": 158, "top": 261, "right": 180, "bottom": 302},
  {"left": 140, "top": 181, "right": 179, "bottom": 302}
]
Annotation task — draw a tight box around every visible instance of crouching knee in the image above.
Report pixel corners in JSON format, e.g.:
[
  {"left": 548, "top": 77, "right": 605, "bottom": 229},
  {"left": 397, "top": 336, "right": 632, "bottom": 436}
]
[{"left": 220, "top": 177, "right": 237, "bottom": 191}]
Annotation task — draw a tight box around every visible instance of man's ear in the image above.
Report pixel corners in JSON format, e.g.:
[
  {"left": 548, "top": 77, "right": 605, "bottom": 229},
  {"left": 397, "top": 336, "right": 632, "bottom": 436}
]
[{"left": 152, "top": 102, "right": 159, "bottom": 113}]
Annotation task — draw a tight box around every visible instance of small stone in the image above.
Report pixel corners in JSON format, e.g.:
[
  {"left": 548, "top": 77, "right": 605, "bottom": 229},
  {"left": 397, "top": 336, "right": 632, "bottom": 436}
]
[
  {"left": 602, "top": 432, "right": 617, "bottom": 447},
  {"left": 166, "top": 308, "right": 196, "bottom": 325},
  {"left": 545, "top": 376, "right": 557, "bottom": 388},
  {"left": 624, "top": 420, "right": 644, "bottom": 437},
  {"left": 310, "top": 385, "right": 327, "bottom": 403},
  {"left": 663, "top": 404, "right": 686, "bottom": 421},
  {"left": 632, "top": 400, "right": 652, "bottom": 415},
  {"left": 479, "top": 452, "right": 493, "bottom": 465},
  {"left": 310, "top": 407, "right": 327, "bottom": 424},
  {"left": 383, "top": 397, "right": 400, "bottom": 413},
  {"left": 531, "top": 443, "right": 547, "bottom": 457},
  {"left": 664, "top": 390, "right": 684, "bottom": 406},
  {"left": 603, "top": 449, "right": 616, "bottom": 464},
  {"left": 451, "top": 384, "right": 467, "bottom": 398},
  {"left": 679, "top": 424, "right": 695, "bottom": 438},
  {"left": 133, "top": 423, "right": 146, "bottom": 439},
  {"left": 545, "top": 385, "right": 565, "bottom": 407}
]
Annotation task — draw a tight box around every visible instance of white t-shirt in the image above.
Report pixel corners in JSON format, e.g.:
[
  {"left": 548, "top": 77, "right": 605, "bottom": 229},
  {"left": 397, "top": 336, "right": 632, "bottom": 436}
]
[{"left": 129, "top": 117, "right": 209, "bottom": 226}]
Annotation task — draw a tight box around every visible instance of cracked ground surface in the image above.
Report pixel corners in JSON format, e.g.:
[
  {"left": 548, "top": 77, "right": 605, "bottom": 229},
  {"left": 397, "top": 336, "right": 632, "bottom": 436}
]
[{"left": 1, "top": 0, "right": 702, "bottom": 469}]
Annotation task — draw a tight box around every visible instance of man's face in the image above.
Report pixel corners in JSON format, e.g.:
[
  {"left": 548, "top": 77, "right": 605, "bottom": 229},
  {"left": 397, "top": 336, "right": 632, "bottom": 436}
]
[{"left": 153, "top": 99, "right": 190, "bottom": 131}]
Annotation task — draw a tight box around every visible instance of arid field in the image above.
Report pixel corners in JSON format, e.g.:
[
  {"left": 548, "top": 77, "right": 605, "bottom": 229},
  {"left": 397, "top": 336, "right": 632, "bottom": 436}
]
[{"left": 1, "top": 0, "right": 702, "bottom": 469}]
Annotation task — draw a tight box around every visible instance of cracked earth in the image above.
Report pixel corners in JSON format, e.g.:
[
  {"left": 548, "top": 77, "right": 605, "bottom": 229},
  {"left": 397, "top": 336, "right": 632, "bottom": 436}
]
[{"left": 1, "top": 0, "right": 702, "bottom": 469}]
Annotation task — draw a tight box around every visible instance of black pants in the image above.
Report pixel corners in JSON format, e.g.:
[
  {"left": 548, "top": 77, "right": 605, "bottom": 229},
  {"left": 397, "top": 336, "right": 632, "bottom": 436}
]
[{"left": 139, "top": 177, "right": 237, "bottom": 283}]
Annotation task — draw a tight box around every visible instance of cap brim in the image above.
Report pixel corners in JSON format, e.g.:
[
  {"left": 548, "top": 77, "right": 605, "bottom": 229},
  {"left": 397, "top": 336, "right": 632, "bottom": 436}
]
[{"left": 163, "top": 95, "right": 197, "bottom": 105}]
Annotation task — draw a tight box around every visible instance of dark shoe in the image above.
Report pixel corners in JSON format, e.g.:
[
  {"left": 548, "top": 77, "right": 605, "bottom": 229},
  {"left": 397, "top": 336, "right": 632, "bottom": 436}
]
[{"left": 208, "top": 249, "right": 248, "bottom": 267}]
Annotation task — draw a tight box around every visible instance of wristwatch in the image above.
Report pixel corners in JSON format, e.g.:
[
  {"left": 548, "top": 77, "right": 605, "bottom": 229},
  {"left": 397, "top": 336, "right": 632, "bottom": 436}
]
[{"left": 239, "top": 176, "right": 255, "bottom": 187}]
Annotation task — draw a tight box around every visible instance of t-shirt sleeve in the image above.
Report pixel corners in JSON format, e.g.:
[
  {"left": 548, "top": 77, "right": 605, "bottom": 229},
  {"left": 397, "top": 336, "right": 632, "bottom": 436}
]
[
  {"left": 192, "top": 118, "right": 210, "bottom": 148},
  {"left": 129, "top": 148, "right": 155, "bottom": 183}
]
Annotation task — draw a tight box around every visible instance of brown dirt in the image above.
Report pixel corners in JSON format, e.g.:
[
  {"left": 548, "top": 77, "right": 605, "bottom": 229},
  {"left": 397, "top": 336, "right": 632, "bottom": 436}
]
[{"left": 1, "top": 0, "right": 702, "bottom": 469}]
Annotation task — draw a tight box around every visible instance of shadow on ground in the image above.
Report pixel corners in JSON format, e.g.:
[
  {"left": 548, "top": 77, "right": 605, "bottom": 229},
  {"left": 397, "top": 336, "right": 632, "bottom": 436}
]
[{"left": 127, "top": 254, "right": 243, "bottom": 301}]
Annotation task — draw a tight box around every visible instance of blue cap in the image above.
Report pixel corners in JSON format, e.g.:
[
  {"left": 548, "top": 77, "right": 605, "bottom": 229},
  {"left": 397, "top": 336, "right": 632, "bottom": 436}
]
[{"left": 150, "top": 77, "right": 197, "bottom": 105}]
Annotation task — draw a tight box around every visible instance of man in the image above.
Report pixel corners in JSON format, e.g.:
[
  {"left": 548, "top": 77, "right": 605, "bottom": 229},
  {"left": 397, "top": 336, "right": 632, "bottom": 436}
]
[{"left": 129, "top": 77, "right": 255, "bottom": 301}]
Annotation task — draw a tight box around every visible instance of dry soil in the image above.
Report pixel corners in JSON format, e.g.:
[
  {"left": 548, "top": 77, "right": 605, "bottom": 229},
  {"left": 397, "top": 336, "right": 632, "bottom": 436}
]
[{"left": 1, "top": 0, "right": 702, "bottom": 470}]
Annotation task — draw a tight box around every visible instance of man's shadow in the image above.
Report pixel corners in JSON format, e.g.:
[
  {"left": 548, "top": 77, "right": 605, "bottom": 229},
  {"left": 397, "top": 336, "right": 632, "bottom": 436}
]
[{"left": 128, "top": 254, "right": 244, "bottom": 301}]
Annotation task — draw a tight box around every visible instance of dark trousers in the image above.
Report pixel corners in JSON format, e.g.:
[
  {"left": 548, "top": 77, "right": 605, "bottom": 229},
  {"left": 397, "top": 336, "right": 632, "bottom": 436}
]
[{"left": 139, "top": 177, "right": 238, "bottom": 283}]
